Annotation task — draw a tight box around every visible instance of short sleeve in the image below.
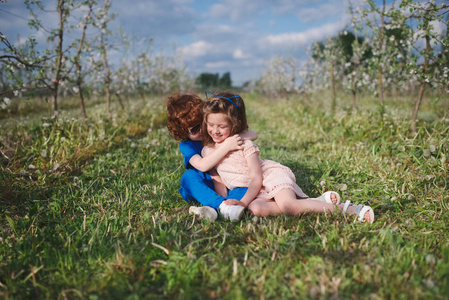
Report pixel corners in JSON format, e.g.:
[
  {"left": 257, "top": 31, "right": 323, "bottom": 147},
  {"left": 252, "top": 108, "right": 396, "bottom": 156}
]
[
  {"left": 179, "top": 140, "right": 204, "bottom": 169},
  {"left": 243, "top": 140, "right": 260, "bottom": 159}
]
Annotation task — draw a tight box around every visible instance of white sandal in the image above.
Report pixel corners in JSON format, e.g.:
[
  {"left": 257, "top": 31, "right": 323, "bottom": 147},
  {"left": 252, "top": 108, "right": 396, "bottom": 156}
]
[
  {"left": 342, "top": 200, "right": 375, "bottom": 223},
  {"left": 318, "top": 191, "right": 341, "bottom": 204}
]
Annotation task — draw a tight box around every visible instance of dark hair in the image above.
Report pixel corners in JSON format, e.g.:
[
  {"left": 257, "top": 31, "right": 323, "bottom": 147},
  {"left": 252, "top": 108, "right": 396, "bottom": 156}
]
[
  {"left": 202, "top": 91, "right": 248, "bottom": 147},
  {"left": 166, "top": 93, "right": 203, "bottom": 141}
]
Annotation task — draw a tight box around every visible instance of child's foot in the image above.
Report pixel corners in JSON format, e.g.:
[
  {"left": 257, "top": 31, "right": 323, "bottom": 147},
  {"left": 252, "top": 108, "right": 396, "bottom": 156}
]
[
  {"left": 342, "top": 201, "right": 374, "bottom": 223},
  {"left": 189, "top": 206, "right": 218, "bottom": 222},
  {"left": 219, "top": 203, "right": 245, "bottom": 222},
  {"left": 318, "top": 191, "right": 341, "bottom": 204}
]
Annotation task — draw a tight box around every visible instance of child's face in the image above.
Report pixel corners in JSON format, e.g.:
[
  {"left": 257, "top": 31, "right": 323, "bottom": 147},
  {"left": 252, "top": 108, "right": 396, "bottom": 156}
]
[
  {"left": 188, "top": 123, "right": 202, "bottom": 141},
  {"left": 206, "top": 113, "right": 231, "bottom": 144}
]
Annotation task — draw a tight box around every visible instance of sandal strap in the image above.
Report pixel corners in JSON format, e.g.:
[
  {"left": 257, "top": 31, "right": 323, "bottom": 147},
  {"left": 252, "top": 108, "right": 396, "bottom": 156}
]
[
  {"left": 342, "top": 200, "right": 351, "bottom": 213},
  {"left": 354, "top": 204, "right": 364, "bottom": 215}
]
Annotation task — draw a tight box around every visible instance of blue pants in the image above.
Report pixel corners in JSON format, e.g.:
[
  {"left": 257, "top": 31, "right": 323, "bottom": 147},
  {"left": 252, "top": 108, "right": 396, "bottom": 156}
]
[{"left": 179, "top": 168, "right": 248, "bottom": 210}]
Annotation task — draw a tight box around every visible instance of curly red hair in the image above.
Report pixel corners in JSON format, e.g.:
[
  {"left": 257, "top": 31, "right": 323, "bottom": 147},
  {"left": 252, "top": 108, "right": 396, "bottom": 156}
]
[{"left": 166, "top": 93, "right": 204, "bottom": 141}]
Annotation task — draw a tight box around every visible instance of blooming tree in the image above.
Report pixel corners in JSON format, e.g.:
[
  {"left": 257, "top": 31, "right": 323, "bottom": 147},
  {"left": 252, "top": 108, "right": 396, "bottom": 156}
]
[{"left": 256, "top": 56, "right": 300, "bottom": 98}]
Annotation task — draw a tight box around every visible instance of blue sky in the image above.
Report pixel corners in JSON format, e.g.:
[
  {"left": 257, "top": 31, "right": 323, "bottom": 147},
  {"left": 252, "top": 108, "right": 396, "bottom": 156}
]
[{"left": 0, "top": 0, "right": 444, "bottom": 86}]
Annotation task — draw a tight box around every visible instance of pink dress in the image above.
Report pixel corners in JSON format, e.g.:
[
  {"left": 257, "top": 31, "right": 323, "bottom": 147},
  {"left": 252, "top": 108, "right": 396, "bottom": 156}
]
[{"left": 203, "top": 140, "right": 308, "bottom": 200}]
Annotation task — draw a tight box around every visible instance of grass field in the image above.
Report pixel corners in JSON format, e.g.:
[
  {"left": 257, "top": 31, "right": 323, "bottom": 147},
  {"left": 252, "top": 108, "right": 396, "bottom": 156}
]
[{"left": 1, "top": 92, "right": 448, "bottom": 299}]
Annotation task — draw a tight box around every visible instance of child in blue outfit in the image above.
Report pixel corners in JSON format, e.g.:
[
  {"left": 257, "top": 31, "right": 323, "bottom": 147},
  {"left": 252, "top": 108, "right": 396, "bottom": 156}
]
[{"left": 166, "top": 92, "right": 257, "bottom": 221}]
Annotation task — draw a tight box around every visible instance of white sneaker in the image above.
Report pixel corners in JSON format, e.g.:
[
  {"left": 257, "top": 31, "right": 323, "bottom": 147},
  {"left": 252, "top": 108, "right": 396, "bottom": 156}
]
[
  {"left": 188, "top": 206, "right": 218, "bottom": 222},
  {"left": 219, "top": 203, "right": 245, "bottom": 222}
]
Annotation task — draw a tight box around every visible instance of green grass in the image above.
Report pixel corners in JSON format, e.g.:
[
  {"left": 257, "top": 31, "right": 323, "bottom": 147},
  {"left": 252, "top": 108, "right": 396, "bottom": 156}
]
[{"left": 1, "top": 92, "right": 448, "bottom": 299}]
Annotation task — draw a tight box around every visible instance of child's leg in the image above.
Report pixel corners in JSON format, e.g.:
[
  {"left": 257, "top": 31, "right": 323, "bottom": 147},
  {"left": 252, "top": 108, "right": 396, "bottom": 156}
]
[
  {"left": 247, "top": 198, "right": 283, "bottom": 216},
  {"left": 179, "top": 169, "right": 226, "bottom": 209},
  {"left": 275, "top": 189, "right": 337, "bottom": 215},
  {"left": 275, "top": 189, "right": 372, "bottom": 221}
]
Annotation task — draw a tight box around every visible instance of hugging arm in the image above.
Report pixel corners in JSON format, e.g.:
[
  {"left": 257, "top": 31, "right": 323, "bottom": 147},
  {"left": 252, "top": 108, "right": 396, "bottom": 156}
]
[
  {"left": 239, "top": 130, "right": 258, "bottom": 141},
  {"left": 192, "top": 134, "right": 243, "bottom": 172}
]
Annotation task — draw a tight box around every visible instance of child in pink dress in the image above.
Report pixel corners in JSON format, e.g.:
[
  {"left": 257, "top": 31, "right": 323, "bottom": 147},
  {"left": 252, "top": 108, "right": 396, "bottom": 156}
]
[{"left": 201, "top": 91, "right": 374, "bottom": 223}]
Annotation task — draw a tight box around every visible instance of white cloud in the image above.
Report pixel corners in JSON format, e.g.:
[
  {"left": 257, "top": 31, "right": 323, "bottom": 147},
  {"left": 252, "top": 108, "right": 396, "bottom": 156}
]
[
  {"left": 296, "top": 3, "right": 344, "bottom": 23},
  {"left": 205, "top": 61, "right": 228, "bottom": 68},
  {"left": 181, "top": 40, "right": 215, "bottom": 58},
  {"left": 208, "top": 0, "right": 262, "bottom": 21},
  {"left": 262, "top": 21, "right": 344, "bottom": 47},
  {"left": 233, "top": 49, "right": 248, "bottom": 59}
]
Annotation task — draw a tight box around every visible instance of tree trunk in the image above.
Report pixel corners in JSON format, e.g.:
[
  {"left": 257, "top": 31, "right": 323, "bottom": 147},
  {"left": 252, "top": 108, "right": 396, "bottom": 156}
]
[
  {"left": 411, "top": 83, "right": 425, "bottom": 135},
  {"left": 378, "top": 0, "right": 385, "bottom": 106},
  {"left": 100, "top": 32, "right": 112, "bottom": 116},
  {"left": 352, "top": 78, "right": 357, "bottom": 111},
  {"left": 378, "top": 69, "right": 384, "bottom": 105},
  {"left": 116, "top": 92, "right": 125, "bottom": 110},
  {"left": 74, "top": 1, "right": 93, "bottom": 122},
  {"left": 410, "top": 9, "right": 431, "bottom": 135},
  {"left": 51, "top": 0, "right": 65, "bottom": 118}
]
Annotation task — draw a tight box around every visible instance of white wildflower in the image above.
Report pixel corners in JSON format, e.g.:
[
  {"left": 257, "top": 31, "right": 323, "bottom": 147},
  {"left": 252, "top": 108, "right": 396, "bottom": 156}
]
[
  {"left": 72, "top": 86, "right": 79, "bottom": 93},
  {"left": 28, "top": 164, "right": 36, "bottom": 169},
  {"left": 340, "top": 184, "right": 348, "bottom": 191},
  {"left": 53, "top": 163, "right": 60, "bottom": 171},
  {"left": 423, "top": 149, "right": 431, "bottom": 157},
  {"left": 60, "top": 137, "right": 66, "bottom": 142},
  {"left": 429, "top": 145, "right": 436, "bottom": 152},
  {"left": 131, "top": 143, "right": 137, "bottom": 148},
  {"left": 41, "top": 149, "right": 47, "bottom": 158},
  {"left": 106, "top": 153, "right": 111, "bottom": 158},
  {"left": 43, "top": 123, "right": 50, "bottom": 127},
  {"left": 319, "top": 179, "right": 326, "bottom": 186},
  {"left": 98, "top": 134, "right": 105, "bottom": 140}
]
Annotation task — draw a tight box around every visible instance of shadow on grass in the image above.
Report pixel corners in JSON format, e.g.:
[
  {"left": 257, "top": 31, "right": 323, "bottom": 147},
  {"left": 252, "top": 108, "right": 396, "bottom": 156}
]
[{"left": 259, "top": 144, "right": 333, "bottom": 197}]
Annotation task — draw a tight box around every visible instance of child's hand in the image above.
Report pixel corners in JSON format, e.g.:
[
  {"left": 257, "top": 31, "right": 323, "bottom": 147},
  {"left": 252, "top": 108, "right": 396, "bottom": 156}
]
[
  {"left": 222, "top": 134, "right": 243, "bottom": 151},
  {"left": 223, "top": 199, "right": 246, "bottom": 207}
]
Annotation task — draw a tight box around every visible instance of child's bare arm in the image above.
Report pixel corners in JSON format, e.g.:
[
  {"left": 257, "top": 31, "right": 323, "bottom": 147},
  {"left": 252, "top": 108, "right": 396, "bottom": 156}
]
[
  {"left": 192, "top": 135, "right": 243, "bottom": 172},
  {"left": 239, "top": 130, "right": 258, "bottom": 141},
  {"left": 237, "top": 153, "right": 263, "bottom": 208}
]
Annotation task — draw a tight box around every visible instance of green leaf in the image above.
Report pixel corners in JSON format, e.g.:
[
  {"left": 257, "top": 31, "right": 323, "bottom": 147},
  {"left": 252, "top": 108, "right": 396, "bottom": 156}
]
[{"left": 5, "top": 215, "right": 16, "bottom": 234}]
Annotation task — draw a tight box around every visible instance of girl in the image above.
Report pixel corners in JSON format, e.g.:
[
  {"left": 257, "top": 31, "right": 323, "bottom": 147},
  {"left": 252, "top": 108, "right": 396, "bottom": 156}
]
[
  {"left": 166, "top": 92, "right": 258, "bottom": 221},
  {"left": 201, "top": 91, "right": 374, "bottom": 223}
]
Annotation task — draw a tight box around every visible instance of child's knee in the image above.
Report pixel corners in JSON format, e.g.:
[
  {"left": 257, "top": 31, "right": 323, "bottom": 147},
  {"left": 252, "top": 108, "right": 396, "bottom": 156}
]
[
  {"left": 247, "top": 202, "right": 265, "bottom": 216},
  {"left": 275, "top": 202, "right": 290, "bottom": 214}
]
